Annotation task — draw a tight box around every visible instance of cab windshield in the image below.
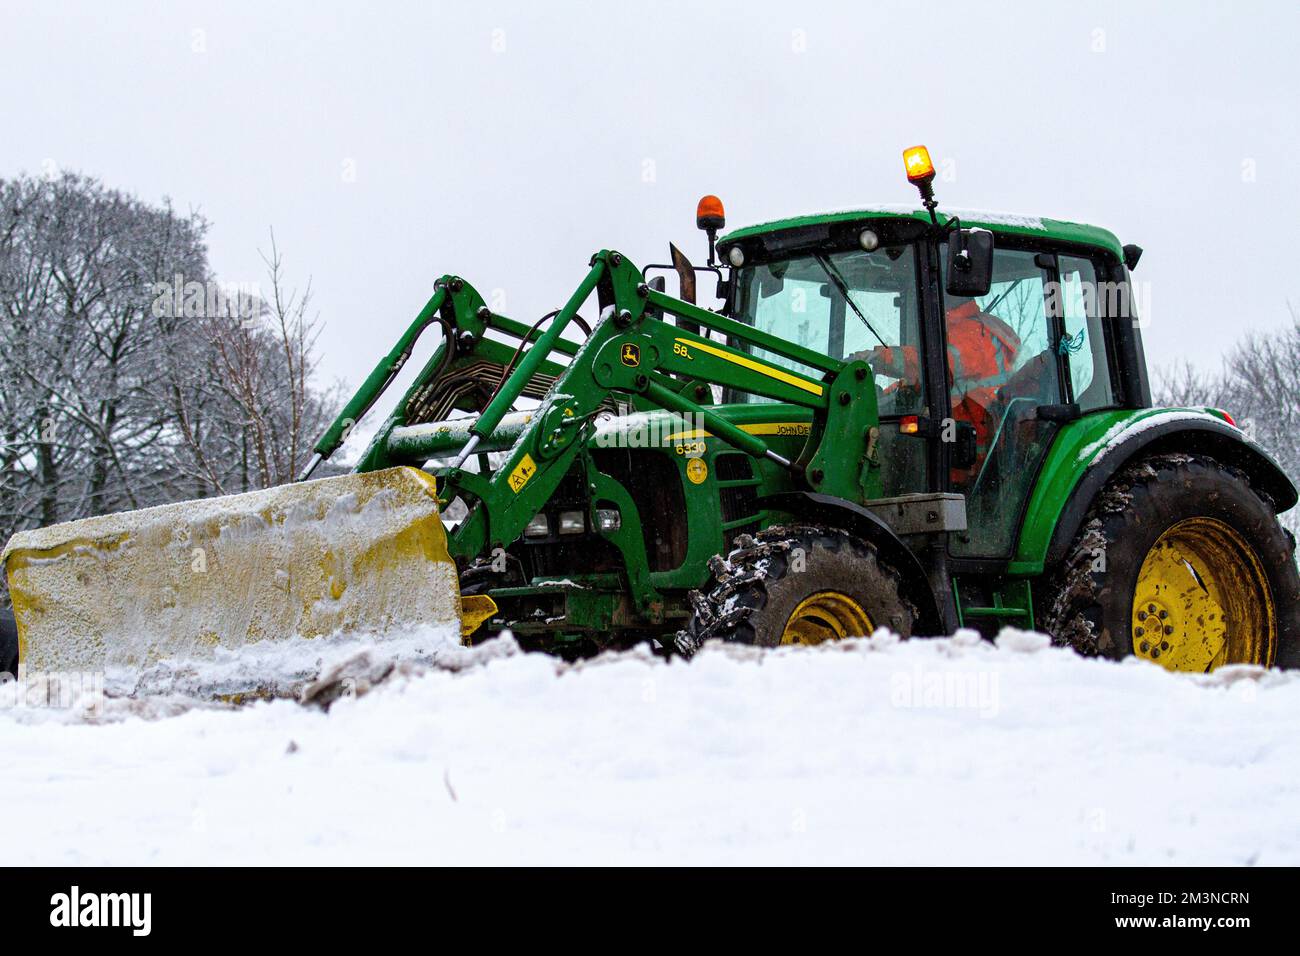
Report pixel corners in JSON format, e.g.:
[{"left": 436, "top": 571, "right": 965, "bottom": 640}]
[{"left": 729, "top": 243, "right": 924, "bottom": 416}]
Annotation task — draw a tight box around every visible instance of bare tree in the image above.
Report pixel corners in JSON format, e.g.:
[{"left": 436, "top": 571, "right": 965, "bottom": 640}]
[
  {"left": 1218, "top": 306, "right": 1300, "bottom": 484},
  {"left": 0, "top": 172, "right": 336, "bottom": 577},
  {"left": 182, "top": 232, "right": 334, "bottom": 493},
  {"left": 1153, "top": 306, "right": 1300, "bottom": 528},
  {"left": 1151, "top": 357, "right": 1227, "bottom": 408},
  {"left": 0, "top": 173, "right": 201, "bottom": 524}
]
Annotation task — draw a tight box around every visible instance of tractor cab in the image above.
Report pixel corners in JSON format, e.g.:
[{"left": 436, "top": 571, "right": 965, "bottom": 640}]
[{"left": 708, "top": 171, "right": 1145, "bottom": 568}]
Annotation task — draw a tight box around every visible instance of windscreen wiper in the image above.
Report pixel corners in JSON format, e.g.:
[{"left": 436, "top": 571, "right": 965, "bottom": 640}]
[
  {"left": 981, "top": 277, "right": 1026, "bottom": 316},
  {"left": 813, "top": 253, "right": 886, "bottom": 349}
]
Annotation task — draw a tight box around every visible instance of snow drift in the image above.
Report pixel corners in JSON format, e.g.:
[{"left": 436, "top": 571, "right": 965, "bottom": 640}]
[{"left": 2, "top": 627, "right": 1297, "bottom": 866}]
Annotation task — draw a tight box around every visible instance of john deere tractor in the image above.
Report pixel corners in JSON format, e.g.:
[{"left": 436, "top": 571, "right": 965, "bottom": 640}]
[{"left": 7, "top": 145, "right": 1297, "bottom": 677}]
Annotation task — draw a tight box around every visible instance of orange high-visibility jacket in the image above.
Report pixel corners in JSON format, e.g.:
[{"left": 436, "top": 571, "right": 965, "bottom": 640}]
[
  {"left": 871, "top": 302, "right": 1021, "bottom": 409},
  {"left": 943, "top": 300, "right": 1021, "bottom": 411},
  {"left": 870, "top": 300, "right": 1023, "bottom": 463}
]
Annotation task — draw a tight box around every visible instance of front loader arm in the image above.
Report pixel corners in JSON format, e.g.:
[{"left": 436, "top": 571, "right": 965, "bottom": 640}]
[
  {"left": 587, "top": 287, "right": 881, "bottom": 503},
  {"left": 434, "top": 251, "right": 880, "bottom": 561},
  {"left": 314, "top": 273, "right": 618, "bottom": 477},
  {"left": 308, "top": 250, "right": 881, "bottom": 567},
  {"left": 439, "top": 251, "right": 646, "bottom": 559}
]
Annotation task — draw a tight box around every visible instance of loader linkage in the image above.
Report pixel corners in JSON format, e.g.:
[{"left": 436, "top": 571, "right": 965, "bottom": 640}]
[{"left": 304, "top": 249, "right": 882, "bottom": 646}]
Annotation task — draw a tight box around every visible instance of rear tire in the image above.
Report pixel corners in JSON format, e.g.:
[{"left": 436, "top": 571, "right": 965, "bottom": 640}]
[
  {"left": 676, "top": 525, "right": 914, "bottom": 654},
  {"left": 1043, "top": 453, "right": 1300, "bottom": 670}
]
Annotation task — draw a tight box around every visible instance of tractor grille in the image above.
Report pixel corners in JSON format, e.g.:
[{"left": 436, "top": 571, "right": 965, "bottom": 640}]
[
  {"left": 591, "top": 448, "right": 688, "bottom": 572},
  {"left": 716, "top": 453, "right": 761, "bottom": 552},
  {"left": 716, "top": 453, "right": 754, "bottom": 481}
]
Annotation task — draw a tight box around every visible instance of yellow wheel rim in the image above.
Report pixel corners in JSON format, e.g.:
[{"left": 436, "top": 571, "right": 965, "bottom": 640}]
[
  {"left": 780, "top": 591, "right": 873, "bottom": 646},
  {"left": 1131, "top": 517, "right": 1275, "bottom": 671}
]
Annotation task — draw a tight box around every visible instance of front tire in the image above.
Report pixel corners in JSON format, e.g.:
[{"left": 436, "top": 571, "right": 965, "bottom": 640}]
[
  {"left": 1043, "top": 453, "right": 1300, "bottom": 670},
  {"left": 676, "top": 525, "right": 914, "bottom": 654}
]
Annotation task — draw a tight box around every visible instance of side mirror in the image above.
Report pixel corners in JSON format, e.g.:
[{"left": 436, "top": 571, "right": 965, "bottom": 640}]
[{"left": 946, "top": 228, "right": 994, "bottom": 298}]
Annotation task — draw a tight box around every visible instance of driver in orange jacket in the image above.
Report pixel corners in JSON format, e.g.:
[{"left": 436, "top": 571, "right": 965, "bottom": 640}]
[{"left": 853, "top": 298, "right": 1026, "bottom": 482}]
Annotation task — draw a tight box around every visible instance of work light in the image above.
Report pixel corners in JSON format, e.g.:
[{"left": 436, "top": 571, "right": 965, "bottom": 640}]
[
  {"left": 558, "top": 510, "right": 585, "bottom": 534},
  {"left": 696, "top": 195, "right": 726, "bottom": 267},
  {"left": 903, "top": 144, "right": 941, "bottom": 224},
  {"left": 903, "top": 145, "right": 935, "bottom": 184},
  {"left": 696, "top": 195, "right": 725, "bottom": 231}
]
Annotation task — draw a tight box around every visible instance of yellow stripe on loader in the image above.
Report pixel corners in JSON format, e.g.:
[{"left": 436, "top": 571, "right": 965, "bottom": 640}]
[{"left": 3, "top": 466, "right": 466, "bottom": 673}]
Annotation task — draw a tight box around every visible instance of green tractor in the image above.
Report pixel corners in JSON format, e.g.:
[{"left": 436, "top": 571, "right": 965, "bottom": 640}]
[{"left": 7, "top": 145, "right": 1297, "bottom": 677}]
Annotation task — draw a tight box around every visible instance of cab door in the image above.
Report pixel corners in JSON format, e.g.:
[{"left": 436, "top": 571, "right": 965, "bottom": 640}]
[{"left": 938, "top": 244, "right": 1064, "bottom": 558}]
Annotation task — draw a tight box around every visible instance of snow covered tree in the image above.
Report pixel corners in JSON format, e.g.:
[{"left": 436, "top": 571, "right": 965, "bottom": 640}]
[
  {"left": 0, "top": 172, "right": 335, "bottom": 574},
  {"left": 1153, "top": 306, "right": 1300, "bottom": 527}
]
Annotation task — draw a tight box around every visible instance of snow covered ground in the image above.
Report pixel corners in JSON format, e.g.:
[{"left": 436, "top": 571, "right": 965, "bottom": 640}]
[{"left": 2, "top": 627, "right": 1297, "bottom": 866}]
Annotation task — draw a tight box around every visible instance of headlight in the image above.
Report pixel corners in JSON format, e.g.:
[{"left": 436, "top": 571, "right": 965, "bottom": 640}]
[
  {"left": 859, "top": 229, "right": 879, "bottom": 251},
  {"left": 594, "top": 508, "right": 621, "bottom": 532},
  {"left": 524, "top": 514, "right": 550, "bottom": 538},
  {"left": 727, "top": 246, "right": 745, "bottom": 267},
  {"left": 557, "top": 510, "right": 585, "bottom": 534}
]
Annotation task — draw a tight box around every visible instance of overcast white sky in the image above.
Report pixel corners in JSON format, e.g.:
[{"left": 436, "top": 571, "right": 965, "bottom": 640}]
[{"left": 3, "top": 0, "right": 1298, "bottom": 403}]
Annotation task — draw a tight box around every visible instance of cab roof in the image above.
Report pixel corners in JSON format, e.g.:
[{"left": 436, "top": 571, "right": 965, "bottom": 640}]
[{"left": 719, "top": 205, "right": 1124, "bottom": 260}]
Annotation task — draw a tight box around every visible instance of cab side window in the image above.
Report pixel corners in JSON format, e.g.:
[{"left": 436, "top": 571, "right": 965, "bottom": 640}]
[{"left": 1057, "top": 255, "right": 1116, "bottom": 411}]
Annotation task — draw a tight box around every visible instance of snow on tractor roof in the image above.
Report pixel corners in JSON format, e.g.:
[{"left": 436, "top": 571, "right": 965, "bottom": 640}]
[{"left": 720, "top": 205, "right": 1124, "bottom": 259}]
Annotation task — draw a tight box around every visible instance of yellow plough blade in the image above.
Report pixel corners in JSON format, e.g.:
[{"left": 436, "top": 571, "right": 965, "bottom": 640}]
[{"left": 3, "top": 466, "right": 475, "bottom": 673}]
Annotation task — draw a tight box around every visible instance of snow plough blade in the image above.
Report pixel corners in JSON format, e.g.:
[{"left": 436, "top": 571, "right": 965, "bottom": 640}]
[{"left": 3, "top": 466, "right": 477, "bottom": 673}]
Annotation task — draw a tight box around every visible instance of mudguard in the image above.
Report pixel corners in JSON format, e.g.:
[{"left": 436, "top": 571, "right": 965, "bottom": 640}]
[{"left": 1014, "top": 409, "right": 1296, "bottom": 574}]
